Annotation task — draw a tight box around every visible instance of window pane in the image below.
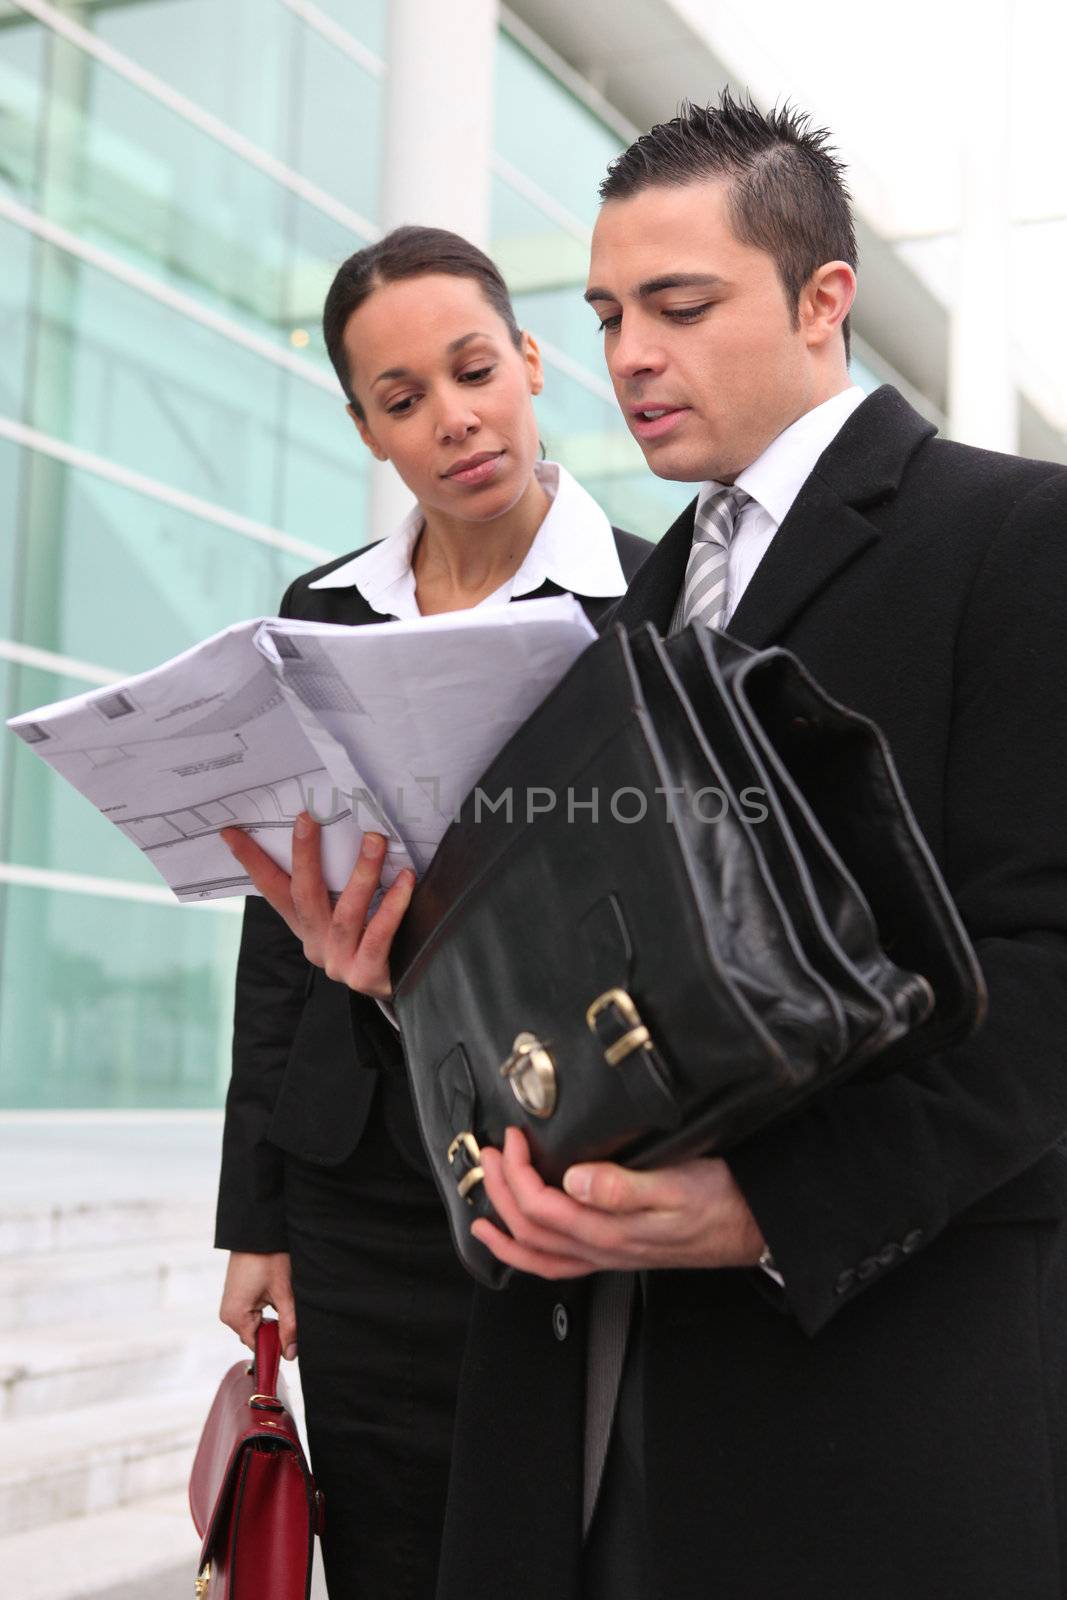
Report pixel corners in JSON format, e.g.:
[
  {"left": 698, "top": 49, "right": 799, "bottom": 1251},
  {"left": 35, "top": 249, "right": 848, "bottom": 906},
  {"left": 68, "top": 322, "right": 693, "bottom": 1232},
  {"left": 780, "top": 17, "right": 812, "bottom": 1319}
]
[
  {"left": 0, "top": 656, "right": 12, "bottom": 835},
  {"left": 292, "top": 21, "right": 382, "bottom": 224},
  {"left": 7, "top": 13, "right": 376, "bottom": 352},
  {"left": 0, "top": 882, "right": 240, "bottom": 1108},
  {"left": 93, "top": 0, "right": 292, "bottom": 165},
  {"left": 0, "top": 435, "right": 21, "bottom": 638},
  {"left": 0, "top": 7, "right": 45, "bottom": 204},
  {"left": 494, "top": 32, "right": 619, "bottom": 230},
  {"left": 301, "top": 0, "right": 387, "bottom": 59},
  {"left": 277, "top": 382, "right": 367, "bottom": 552},
  {"left": 14, "top": 236, "right": 362, "bottom": 542},
  {"left": 0, "top": 220, "right": 34, "bottom": 419},
  {"left": 9, "top": 450, "right": 311, "bottom": 675},
  {"left": 94, "top": 0, "right": 386, "bottom": 227},
  {"left": 491, "top": 176, "right": 600, "bottom": 374}
]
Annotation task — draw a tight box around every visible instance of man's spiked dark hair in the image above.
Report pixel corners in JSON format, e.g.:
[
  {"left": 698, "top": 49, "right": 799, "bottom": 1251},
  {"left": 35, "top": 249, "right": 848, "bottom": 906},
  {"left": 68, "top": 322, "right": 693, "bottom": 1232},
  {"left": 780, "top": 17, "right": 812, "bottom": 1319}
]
[{"left": 600, "top": 91, "right": 857, "bottom": 357}]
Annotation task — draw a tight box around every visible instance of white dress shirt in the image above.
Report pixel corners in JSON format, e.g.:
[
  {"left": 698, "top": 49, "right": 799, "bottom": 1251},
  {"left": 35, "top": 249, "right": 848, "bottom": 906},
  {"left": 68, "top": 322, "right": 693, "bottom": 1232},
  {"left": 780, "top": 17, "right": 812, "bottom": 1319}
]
[
  {"left": 307, "top": 459, "right": 628, "bottom": 616},
  {"left": 696, "top": 385, "right": 867, "bottom": 627}
]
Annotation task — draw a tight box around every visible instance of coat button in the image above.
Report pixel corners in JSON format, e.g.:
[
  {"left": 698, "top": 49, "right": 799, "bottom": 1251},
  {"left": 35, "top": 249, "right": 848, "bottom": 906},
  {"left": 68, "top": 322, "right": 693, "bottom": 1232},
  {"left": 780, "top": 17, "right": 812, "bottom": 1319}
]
[
  {"left": 901, "top": 1228, "right": 924, "bottom": 1255},
  {"left": 876, "top": 1243, "right": 901, "bottom": 1268},
  {"left": 856, "top": 1256, "right": 879, "bottom": 1281},
  {"left": 835, "top": 1268, "right": 856, "bottom": 1296},
  {"left": 552, "top": 1303, "right": 569, "bottom": 1341}
]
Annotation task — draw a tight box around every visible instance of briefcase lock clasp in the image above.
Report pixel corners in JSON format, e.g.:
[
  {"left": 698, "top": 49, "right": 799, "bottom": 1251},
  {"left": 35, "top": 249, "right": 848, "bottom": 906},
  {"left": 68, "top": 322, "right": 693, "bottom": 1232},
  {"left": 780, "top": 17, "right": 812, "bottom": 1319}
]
[
  {"left": 586, "top": 988, "right": 652, "bottom": 1065},
  {"left": 446, "top": 1131, "right": 485, "bottom": 1202},
  {"left": 499, "top": 1032, "right": 558, "bottom": 1118}
]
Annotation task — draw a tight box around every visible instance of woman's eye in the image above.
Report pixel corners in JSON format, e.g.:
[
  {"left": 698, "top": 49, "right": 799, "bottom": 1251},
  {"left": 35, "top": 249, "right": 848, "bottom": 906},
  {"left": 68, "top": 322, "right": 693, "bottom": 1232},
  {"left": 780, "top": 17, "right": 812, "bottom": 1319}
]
[
  {"left": 387, "top": 395, "right": 418, "bottom": 415},
  {"left": 664, "top": 304, "right": 712, "bottom": 323},
  {"left": 459, "top": 365, "right": 494, "bottom": 383},
  {"left": 596, "top": 314, "right": 621, "bottom": 334}
]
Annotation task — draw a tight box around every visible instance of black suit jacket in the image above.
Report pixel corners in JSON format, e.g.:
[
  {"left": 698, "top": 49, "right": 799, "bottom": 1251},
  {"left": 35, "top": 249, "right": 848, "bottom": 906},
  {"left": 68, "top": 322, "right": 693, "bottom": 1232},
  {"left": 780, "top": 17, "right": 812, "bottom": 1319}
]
[
  {"left": 436, "top": 387, "right": 1067, "bottom": 1600},
  {"left": 214, "top": 526, "right": 651, "bottom": 1252}
]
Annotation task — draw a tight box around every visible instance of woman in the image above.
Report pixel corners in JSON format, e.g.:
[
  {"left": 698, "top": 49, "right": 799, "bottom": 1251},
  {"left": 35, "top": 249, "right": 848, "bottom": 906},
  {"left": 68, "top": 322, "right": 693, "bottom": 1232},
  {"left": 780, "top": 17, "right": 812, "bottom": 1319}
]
[{"left": 215, "top": 225, "right": 648, "bottom": 1600}]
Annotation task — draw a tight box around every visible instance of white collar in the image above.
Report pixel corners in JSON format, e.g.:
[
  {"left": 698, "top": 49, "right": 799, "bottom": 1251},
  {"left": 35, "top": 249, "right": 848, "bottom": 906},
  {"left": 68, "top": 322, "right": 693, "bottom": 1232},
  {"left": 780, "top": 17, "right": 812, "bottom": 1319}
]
[
  {"left": 701, "top": 385, "right": 867, "bottom": 531},
  {"left": 308, "top": 460, "right": 626, "bottom": 618}
]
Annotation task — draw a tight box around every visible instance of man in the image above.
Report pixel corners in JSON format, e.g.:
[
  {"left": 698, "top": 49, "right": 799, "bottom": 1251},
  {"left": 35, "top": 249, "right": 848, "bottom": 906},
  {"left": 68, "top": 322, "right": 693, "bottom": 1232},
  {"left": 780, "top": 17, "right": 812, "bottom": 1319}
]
[
  {"left": 232, "top": 97, "right": 1067, "bottom": 1597},
  {"left": 430, "top": 96, "right": 1067, "bottom": 1598}
]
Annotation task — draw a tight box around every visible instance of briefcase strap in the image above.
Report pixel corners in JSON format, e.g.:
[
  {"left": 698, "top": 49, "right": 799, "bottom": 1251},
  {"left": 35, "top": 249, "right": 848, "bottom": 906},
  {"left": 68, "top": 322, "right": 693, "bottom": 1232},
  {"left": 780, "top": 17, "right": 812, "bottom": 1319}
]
[
  {"left": 586, "top": 989, "right": 681, "bottom": 1131},
  {"left": 438, "top": 1043, "right": 489, "bottom": 1209}
]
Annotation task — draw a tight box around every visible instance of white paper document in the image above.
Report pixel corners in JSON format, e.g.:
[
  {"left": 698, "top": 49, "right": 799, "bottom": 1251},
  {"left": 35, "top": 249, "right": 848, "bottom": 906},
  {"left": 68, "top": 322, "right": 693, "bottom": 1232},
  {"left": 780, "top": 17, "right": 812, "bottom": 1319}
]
[{"left": 7, "top": 597, "right": 596, "bottom": 902}]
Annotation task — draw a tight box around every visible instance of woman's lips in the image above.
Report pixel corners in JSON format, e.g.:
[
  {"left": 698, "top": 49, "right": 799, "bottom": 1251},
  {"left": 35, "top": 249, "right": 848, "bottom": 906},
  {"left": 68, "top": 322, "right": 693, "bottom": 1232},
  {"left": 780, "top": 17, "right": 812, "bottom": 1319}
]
[
  {"left": 630, "top": 407, "right": 690, "bottom": 442},
  {"left": 445, "top": 451, "right": 505, "bottom": 486}
]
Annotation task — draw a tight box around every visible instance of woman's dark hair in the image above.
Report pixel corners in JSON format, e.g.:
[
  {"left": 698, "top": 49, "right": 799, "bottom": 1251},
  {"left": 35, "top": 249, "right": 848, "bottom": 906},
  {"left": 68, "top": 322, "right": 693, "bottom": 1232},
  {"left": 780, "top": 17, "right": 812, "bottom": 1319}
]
[
  {"left": 323, "top": 226, "right": 523, "bottom": 419},
  {"left": 600, "top": 91, "right": 857, "bottom": 358}
]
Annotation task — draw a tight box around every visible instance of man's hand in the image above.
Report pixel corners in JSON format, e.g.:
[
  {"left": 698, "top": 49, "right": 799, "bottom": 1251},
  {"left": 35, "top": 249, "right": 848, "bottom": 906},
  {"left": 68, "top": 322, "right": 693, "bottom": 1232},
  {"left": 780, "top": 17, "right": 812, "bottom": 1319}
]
[
  {"left": 222, "top": 813, "right": 415, "bottom": 998},
  {"left": 470, "top": 1127, "right": 766, "bottom": 1280},
  {"left": 219, "top": 1250, "right": 298, "bottom": 1357}
]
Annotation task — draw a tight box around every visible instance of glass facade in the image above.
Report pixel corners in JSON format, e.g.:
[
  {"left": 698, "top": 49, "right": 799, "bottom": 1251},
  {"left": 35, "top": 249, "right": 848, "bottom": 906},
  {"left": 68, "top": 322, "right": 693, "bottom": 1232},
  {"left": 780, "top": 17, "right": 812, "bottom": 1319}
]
[
  {"left": 2, "top": 0, "right": 379, "bottom": 1109},
  {"left": 0, "top": 2, "right": 892, "bottom": 1110}
]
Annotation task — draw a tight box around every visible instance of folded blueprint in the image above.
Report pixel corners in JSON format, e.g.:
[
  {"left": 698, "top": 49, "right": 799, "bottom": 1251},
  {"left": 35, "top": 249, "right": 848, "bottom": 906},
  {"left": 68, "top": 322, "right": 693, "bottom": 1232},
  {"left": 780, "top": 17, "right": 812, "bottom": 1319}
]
[{"left": 7, "top": 597, "right": 596, "bottom": 902}]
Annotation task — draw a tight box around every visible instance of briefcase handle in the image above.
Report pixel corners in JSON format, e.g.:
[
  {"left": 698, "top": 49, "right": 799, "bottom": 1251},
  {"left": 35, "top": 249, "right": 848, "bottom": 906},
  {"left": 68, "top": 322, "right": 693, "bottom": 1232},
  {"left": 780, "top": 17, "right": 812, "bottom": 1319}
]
[{"left": 253, "top": 1317, "right": 282, "bottom": 1398}]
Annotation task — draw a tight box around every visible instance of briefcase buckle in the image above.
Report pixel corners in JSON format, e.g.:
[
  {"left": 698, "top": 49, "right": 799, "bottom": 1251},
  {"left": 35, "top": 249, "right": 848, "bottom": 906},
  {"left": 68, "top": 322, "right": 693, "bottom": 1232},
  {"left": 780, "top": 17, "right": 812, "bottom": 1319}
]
[
  {"left": 446, "top": 1131, "right": 485, "bottom": 1202},
  {"left": 499, "top": 1032, "right": 557, "bottom": 1118},
  {"left": 586, "top": 988, "right": 652, "bottom": 1066}
]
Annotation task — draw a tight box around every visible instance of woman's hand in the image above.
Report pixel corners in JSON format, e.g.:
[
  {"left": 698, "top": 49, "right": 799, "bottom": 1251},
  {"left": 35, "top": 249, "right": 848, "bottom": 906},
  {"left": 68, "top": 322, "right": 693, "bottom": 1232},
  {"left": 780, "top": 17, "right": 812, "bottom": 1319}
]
[
  {"left": 219, "top": 1250, "right": 298, "bottom": 1358},
  {"left": 222, "top": 812, "right": 415, "bottom": 998}
]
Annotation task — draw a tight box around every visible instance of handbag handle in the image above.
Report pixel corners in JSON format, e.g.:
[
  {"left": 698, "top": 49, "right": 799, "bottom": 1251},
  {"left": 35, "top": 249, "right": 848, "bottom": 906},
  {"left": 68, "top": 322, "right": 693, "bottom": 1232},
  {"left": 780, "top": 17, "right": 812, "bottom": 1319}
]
[{"left": 253, "top": 1316, "right": 282, "bottom": 1400}]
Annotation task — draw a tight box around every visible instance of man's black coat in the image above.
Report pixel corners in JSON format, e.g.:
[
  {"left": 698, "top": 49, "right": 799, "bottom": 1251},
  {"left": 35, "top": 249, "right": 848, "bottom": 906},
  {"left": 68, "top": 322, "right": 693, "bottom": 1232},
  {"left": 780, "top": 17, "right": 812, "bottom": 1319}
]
[
  {"left": 214, "top": 526, "right": 651, "bottom": 1252},
  {"left": 435, "top": 387, "right": 1067, "bottom": 1600}
]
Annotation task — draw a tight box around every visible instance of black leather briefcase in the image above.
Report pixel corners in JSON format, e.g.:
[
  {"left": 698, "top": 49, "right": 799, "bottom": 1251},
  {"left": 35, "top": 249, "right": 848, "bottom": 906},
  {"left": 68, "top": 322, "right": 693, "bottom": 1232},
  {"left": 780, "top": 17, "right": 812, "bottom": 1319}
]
[{"left": 391, "top": 623, "right": 986, "bottom": 1287}]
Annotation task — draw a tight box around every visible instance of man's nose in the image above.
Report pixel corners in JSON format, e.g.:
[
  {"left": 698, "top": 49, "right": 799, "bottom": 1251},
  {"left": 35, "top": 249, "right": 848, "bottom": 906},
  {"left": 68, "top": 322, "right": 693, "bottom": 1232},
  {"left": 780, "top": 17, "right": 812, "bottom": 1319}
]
[{"left": 607, "top": 322, "right": 665, "bottom": 383}]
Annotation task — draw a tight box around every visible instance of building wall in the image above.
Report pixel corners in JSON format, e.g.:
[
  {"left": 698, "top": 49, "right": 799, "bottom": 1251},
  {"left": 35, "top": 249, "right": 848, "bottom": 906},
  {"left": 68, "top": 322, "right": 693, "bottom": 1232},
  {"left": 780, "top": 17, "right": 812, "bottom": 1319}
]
[{"left": 0, "top": 0, "right": 890, "bottom": 1109}]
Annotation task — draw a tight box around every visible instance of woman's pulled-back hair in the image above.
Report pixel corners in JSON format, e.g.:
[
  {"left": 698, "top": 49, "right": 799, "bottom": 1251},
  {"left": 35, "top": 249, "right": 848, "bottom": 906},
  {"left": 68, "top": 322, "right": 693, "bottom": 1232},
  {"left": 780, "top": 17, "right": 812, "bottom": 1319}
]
[{"left": 322, "top": 225, "right": 523, "bottom": 419}]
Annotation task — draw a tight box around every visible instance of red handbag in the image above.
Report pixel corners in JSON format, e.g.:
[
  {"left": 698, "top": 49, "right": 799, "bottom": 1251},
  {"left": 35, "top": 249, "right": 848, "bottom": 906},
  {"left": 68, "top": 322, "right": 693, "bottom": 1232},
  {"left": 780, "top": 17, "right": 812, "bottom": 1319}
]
[{"left": 189, "top": 1318, "right": 323, "bottom": 1599}]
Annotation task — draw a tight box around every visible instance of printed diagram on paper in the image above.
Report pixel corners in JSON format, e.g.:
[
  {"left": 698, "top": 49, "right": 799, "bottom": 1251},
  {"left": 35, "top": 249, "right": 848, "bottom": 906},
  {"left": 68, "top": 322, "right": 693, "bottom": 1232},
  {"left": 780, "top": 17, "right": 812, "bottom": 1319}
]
[
  {"left": 8, "top": 624, "right": 373, "bottom": 902},
  {"left": 7, "top": 597, "right": 596, "bottom": 904}
]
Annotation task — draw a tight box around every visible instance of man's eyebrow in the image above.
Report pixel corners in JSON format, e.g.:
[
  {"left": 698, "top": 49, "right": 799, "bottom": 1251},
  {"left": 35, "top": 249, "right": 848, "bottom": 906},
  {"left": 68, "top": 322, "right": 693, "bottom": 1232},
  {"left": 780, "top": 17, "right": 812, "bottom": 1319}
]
[
  {"left": 372, "top": 331, "right": 490, "bottom": 386},
  {"left": 584, "top": 273, "right": 726, "bottom": 305}
]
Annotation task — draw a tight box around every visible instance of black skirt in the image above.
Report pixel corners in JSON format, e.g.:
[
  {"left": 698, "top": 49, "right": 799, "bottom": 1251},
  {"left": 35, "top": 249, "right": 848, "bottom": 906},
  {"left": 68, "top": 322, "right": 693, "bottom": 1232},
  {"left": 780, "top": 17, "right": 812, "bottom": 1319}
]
[{"left": 284, "top": 1073, "right": 473, "bottom": 1600}]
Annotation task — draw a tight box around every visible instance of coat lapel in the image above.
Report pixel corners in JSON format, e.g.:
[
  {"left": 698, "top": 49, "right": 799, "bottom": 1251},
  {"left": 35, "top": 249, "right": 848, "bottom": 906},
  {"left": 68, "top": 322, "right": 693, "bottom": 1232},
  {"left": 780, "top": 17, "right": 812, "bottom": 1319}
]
[
  {"left": 613, "top": 387, "right": 936, "bottom": 646},
  {"left": 725, "top": 475, "right": 880, "bottom": 648}
]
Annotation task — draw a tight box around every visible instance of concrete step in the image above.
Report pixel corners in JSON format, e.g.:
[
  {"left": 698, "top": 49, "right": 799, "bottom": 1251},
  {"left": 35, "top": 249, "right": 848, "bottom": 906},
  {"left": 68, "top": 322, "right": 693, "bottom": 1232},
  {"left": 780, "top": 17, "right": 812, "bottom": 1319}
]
[
  {"left": 0, "top": 1484, "right": 329, "bottom": 1600},
  {"left": 0, "top": 1388, "right": 208, "bottom": 1538},
  {"left": 0, "top": 1491, "right": 200, "bottom": 1600},
  {"left": 0, "top": 1310, "right": 237, "bottom": 1421},
  {"left": 0, "top": 1357, "right": 308, "bottom": 1538},
  {"left": 0, "top": 1238, "right": 226, "bottom": 1330},
  {"left": 0, "top": 1198, "right": 215, "bottom": 1259},
  {"left": 0, "top": 1489, "right": 328, "bottom": 1600}
]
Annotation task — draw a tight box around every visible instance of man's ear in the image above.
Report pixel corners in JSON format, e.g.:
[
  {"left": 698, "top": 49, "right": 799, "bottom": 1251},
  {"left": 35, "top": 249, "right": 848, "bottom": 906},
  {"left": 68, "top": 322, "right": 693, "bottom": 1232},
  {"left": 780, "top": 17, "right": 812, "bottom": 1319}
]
[
  {"left": 801, "top": 262, "right": 856, "bottom": 350},
  {"left": 521, "top": 330, "right": 545, "bottom": 397},
  {"left": 347, "top": 402, "right": 388, "bottom": 462}
]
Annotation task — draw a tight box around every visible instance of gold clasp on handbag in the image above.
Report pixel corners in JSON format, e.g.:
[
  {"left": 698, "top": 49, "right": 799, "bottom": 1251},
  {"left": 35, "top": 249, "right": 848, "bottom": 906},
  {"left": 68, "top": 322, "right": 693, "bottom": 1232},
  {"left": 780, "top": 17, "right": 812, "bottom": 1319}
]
[
  {"left": 586, "top": 988, "right": 652, "bottom": 1065},
  {"left": 499, "top": 1032, "right": 557, "bottom": 1118},
  {"left": 446, "top": 1131, "right": 485, "bottom": 1202},
  {"left": 195, "top": 1564, "right": 211, "bottom": 1598}
]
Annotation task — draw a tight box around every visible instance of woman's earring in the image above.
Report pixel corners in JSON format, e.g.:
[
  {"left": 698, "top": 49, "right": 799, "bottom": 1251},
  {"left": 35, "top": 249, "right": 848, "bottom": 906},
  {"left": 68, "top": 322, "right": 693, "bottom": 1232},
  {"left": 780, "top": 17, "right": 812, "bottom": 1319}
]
[{"left": 538, "top": 438, "right": 547, "bottom": 461}]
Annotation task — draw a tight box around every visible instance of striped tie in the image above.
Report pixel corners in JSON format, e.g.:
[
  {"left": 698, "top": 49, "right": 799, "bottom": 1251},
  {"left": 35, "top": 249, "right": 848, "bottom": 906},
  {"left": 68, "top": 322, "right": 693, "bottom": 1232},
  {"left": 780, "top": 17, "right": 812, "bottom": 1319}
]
[{"left": 679, "top": 486, "right": 750, "bottom": 632}]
